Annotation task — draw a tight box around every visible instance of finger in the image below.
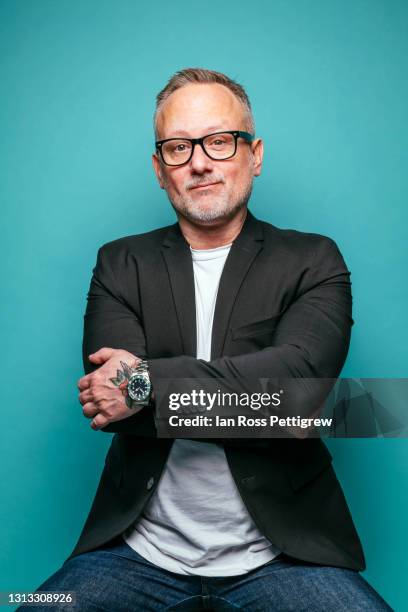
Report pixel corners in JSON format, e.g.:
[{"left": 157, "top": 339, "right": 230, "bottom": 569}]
[
  {"left": 77, "top": 377, "right": 91, "bottom": 391},
  {"left": 88, "top": 347, "right": 115, "bottom": 364},
  {"left": 91, "top": 413, "right": 109, "bottom": 430},
  {"left": 78, "top": 390, "right": 93, "bottom": 405},
  {"left": 82, "top": 402, "right": 99, "bottom": 418}
]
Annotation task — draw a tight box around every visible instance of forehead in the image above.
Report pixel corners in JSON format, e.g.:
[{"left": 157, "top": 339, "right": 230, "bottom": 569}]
[{"left": 156, "top": 83, "right": 247, "bottom": 138}]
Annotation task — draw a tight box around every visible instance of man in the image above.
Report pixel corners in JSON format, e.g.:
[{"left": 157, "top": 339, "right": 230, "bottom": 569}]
[{"left": 22, "top": 68, "right": 391, "bottom": 611}]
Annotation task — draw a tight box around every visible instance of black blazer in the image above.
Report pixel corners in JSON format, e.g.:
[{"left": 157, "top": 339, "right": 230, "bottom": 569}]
[{"left": 68, "top": 210, "right": 365, "bottom": 571}]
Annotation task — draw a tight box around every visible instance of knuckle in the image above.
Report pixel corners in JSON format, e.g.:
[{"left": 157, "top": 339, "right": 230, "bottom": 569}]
[
  {"left": 82, "top": 402, "right": 93, "bottom": 416},
  {"left": 92, "top": 414, "right": 107, "bottom": 429}
]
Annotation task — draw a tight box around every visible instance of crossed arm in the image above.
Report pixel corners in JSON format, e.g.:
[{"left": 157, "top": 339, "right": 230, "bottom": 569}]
[{"left": 77, "top": 237, "right": 353, "bottom": 434}]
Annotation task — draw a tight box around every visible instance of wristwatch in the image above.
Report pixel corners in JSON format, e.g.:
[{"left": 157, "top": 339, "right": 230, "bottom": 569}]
[
  {"left": 111, "top": 359, "right": 152, "bottom": 409},
  {"left": 126, "top": 360, "right": 152, "bottom": 406}
]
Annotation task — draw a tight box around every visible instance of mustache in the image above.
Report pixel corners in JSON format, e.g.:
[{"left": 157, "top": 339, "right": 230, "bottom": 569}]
[{"left": 185, "top": 175, "right": 225, "bottom": 190}]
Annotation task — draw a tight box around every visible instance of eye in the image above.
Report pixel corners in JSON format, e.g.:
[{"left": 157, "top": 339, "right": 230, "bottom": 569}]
[
  {"left": 205, "top": 134, "right": 234, "bottom": 149},
  {"left": 166, "top": 141, "right": 192, "bottom": 155},
  {"left": 210, "top": 138, "right": 226, "bottom": 146}
]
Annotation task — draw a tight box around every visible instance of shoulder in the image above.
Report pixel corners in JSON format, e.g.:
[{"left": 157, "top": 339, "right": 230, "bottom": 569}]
[
  {"left": 98, "top": 224, "right": 173, "bottom": 257},
  {"left": 257, "top": 217, "right": 344, "bottom": 263},
  {"left": 259, "top": 217, "right": 339, "bottom": 251},
  {"left": 90, "top": 224, "right": 175, "bottom": 277}
]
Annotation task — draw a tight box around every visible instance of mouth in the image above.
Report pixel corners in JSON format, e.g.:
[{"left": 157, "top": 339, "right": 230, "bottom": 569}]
[{"left": 189, "top": 182, "right": 221, "bottom": 191}]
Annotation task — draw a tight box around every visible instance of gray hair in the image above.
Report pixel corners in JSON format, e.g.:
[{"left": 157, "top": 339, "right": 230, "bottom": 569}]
[{"left": 154, "top": 67, "right": 255, "bottom": 138}]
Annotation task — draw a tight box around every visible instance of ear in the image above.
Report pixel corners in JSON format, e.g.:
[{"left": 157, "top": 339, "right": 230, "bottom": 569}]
[
  {"left": 251, "top": 138, "right": 264, "bottom": 177},
  {"left": 152, "top": 153, "right": 165, "bottom": 189}
]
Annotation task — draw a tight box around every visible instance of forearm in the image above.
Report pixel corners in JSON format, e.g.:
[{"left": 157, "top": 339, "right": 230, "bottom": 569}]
[
  {"left": 101, "top": 342, "right": 335, "bottom": 436},
  {"left": 148, "top": 343, "right": 342, "bottom": 427}
]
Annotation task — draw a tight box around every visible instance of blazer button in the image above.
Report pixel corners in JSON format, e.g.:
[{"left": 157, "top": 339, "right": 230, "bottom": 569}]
[{"left": 147, "top": 477, "right": 154, "bottom": 490}]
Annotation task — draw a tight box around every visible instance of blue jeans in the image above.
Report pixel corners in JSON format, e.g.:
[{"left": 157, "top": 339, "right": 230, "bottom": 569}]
[{"left": 18, "top": 535, "right": 391, "bottom": 611}]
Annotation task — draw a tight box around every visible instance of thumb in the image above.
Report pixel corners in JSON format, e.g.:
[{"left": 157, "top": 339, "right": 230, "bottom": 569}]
[{"left": 88, "top": 347, "right": 115, "bottom": 364}]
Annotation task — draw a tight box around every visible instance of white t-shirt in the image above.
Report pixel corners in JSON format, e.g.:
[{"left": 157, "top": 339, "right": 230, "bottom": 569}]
[{"left": 123, "top": 243, "right": 280, "bottom": 576}]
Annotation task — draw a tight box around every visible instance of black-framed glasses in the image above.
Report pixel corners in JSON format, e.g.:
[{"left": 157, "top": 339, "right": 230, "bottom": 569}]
[{"left": 155, "top": 130, "right": 254, "bottom": 166}]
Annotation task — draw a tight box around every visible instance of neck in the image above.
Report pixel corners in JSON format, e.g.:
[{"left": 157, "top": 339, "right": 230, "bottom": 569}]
[{"left": 178, "top": 208, "right": 247, "bottom": 249}]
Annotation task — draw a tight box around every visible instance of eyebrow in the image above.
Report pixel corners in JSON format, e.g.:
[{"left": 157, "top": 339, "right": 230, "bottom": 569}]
[{"left": 164, "top": 126, "right": 226, "bottom": 139}]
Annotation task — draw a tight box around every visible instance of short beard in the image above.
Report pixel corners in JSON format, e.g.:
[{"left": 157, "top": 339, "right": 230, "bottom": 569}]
[{"left": 167, "top": 180, "right": 254, "bottom": 225}]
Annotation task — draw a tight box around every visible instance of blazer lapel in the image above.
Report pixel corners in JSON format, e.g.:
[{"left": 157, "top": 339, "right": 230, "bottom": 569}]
[
  {"left": 211, "top": 211, "right": 264, "bottom": 359},
  {"left": 160, "top": 211, "right": 264, "bottom": 360},
  {"left": 161, "top": 223, "right": 197, "bottom": 357}
]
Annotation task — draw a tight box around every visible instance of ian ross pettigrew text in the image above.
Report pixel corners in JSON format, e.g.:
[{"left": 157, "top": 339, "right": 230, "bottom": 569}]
[{"left": 168, "top": 415, "right": 333, "bottom": 428}]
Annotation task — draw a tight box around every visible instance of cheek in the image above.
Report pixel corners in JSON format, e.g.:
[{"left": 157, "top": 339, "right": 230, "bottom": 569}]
[
  {"left": 165, "top": 171, "right": 186, "bottom": 194},
  {"left": 224, "top": 154, "right": 253, "bottom": 187},
  {"left": 226, "top": 166, "right": 251, "bottom": 189}
]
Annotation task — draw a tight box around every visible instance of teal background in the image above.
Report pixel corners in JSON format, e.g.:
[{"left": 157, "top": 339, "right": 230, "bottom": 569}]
[{"left": 1, "top": 0, "right": 407, "bottom": 609}]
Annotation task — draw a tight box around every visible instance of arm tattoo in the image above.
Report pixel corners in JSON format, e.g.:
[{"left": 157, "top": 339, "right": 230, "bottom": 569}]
[{"left": 109, "top": 360, "right": 141, "bottom": 409}]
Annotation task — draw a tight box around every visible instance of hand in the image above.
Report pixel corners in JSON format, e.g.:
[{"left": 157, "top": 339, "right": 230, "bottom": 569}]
[{"left": 77, "top": 347, "right": 143, "bottom": 430}]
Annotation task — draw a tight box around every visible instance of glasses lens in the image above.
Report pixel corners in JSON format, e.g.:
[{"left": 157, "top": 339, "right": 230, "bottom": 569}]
[
  {"left": 203, "top": 132, "right": 235, "bottom": 159},
  {"left": 161, "top": 140, "right": 192, "bottom": 165}
]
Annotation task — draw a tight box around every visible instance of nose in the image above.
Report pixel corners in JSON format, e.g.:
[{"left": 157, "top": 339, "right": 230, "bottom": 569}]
[{"left": 189, "top": 143, "right": 214, "bottom": 174}]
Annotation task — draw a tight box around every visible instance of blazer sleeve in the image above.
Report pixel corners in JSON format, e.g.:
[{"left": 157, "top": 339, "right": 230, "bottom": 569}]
[
  {"left": 82, "top": 245, "right": 156, "bottom": 435},
  {"left": 148, "top": 236, "right": 353, "bottom": 408}
]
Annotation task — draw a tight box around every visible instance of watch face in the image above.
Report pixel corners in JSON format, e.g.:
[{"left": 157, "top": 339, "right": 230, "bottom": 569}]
[{"left": 128, "top": 374, "right": 151, "bottom": 401}]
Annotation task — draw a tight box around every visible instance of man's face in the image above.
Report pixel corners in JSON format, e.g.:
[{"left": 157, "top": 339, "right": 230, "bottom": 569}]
[{"left": 152, "top": 83, "right": 263, "bottom": 225}]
